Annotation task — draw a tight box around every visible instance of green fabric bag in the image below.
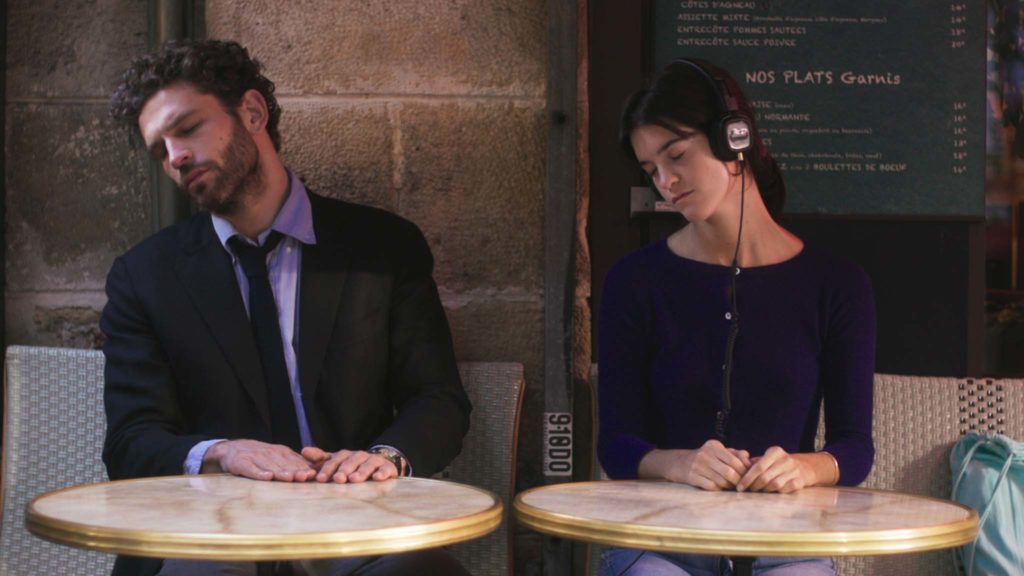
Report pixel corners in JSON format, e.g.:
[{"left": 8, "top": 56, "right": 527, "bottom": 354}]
[{"left": 950, "top": 432, "right": 1024, "bottom": 576}]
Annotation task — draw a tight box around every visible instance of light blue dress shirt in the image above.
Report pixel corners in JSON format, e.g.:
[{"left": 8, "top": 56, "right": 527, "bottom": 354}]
[{"left": 184, "top": 171, "right": 316, "bottom": 473}]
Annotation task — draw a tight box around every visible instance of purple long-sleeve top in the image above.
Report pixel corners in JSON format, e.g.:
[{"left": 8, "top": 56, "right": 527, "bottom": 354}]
[{"left": 597, "top": 240, "right": 876, "bottom": 486}]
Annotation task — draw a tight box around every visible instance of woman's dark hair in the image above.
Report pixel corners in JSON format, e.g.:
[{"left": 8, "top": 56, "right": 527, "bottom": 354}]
[
  {"left": 110, "top": 39, "right": 282, "bottom": 151},
  {"left": 620, "top": 59, "right": 785, "bottom": 217}
]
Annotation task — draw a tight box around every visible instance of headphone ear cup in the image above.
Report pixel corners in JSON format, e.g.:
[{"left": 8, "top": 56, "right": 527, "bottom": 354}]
[
  {"left": 708, "top": 117, "right": 730, "bottom": 160},
  {"left": 713, "top": 113, "right": 753, "bottom": 161}
]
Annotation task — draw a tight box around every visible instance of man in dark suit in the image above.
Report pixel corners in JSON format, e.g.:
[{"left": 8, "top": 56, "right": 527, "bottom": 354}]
[{"left": 102, "top": 39, "right": 472, "bottom": 576}]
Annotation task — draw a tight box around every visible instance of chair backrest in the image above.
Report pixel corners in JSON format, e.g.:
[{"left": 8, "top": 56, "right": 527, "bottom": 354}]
[
  {"left": 1, "top": 348, "right": 524, "bottom": 576},
  {"left": 819, "top": 373, "right": 1024, "bottom": 576},
  {"left": 1, "top": 345, "right": 114, "bottom": 575},
  {"left": 446, "top": 362, "right": 526, "bottom": 576}
]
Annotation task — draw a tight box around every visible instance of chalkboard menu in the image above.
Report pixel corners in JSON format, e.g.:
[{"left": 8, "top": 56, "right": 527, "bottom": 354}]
[{"left": 652, "top": 1, "right": 985, "bottom": 217}]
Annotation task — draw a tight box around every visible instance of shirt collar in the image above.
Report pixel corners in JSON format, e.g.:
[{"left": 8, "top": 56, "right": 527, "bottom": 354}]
[{"left": 211, "top": 169, "right": 317, "bottom": 248}]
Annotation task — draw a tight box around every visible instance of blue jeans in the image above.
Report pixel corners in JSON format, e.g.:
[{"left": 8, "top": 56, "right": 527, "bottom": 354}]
[{"left": 599, "top": 548, "right": 836, "bottom": 576}]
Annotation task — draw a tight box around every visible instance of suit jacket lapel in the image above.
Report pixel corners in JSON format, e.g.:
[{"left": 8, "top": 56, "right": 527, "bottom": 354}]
[
  {"left": 174, "top": 214, "right": 272, "bottom": 427},
  {"left": 298, "top": 195, "right": 349, "bottom": 430}
]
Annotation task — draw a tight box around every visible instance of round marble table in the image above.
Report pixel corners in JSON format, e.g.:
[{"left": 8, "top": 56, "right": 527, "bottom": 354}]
[
  {"left": 26, "top": 474, "right": 502, "bottom": 561},
  {"left": 515, "top": 480, "right": 977, "bottom": 575}
]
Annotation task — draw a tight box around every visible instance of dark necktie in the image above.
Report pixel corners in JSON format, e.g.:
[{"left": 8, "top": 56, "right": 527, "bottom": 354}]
[{"left": 228, "top": 231, "right": 302, "bottom": 451}]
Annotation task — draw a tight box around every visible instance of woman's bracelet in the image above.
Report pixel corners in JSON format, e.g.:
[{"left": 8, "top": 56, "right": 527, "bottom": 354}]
[{"left": 822, "top": 451, "right": 840, "bottom": 485}]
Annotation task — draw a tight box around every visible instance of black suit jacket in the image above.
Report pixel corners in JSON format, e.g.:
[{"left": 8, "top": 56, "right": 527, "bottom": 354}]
[{"left": 101, "top": 192, "right": 471, "bottom": 576}]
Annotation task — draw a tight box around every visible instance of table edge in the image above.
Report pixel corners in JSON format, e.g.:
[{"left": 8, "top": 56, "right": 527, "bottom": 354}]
[
  {"left": 512, "top": 481, "right": 979, "bottom": 557},
  {"left": 25, "top": 475, "right": 505, "bottom": 560}
]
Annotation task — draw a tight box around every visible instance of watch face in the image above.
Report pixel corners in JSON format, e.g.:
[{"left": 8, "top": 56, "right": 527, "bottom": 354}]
[{"left": 371, "top": 448, "right": 406, "bottom": 476}]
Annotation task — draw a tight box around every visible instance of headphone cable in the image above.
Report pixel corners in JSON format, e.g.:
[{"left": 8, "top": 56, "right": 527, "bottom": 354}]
[{"left": 715, "top": 153, "right": 745, "bottom": 442}]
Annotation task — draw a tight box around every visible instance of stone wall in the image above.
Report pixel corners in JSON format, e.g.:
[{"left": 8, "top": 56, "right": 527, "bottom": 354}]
[
  {"left": 5, "top": 0, "right": 149, "bottom": 349},
  {"left": 6, "top": 1, "right": 549, "bottom": 572}
]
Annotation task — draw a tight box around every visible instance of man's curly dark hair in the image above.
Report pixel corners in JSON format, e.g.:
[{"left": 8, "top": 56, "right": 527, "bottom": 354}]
[{"left": 110, "top": 39, "right": 282, "bottom": 150}]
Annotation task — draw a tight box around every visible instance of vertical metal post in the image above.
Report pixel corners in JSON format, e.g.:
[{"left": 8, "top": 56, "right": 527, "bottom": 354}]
[
  {"left": 543, "top": 0, "right": 578, "bottom": 575},
  {"left": 147, "top": 0, "right": 203, "bottom": 230},
  {"left": 0, "top": 0, "right": 8, "bottom": 445}
]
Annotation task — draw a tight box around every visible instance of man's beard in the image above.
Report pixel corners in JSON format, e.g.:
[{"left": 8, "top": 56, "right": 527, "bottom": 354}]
[{"left": 184, "top": 117, "right": 262, "bottom": 216}]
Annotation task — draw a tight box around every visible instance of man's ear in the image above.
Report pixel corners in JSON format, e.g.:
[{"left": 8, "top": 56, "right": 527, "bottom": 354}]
[{"left": 238, "top": 89, "right": 268, "bottom": 133}]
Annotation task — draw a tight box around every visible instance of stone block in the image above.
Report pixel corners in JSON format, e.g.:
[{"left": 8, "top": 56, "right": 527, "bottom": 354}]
[
  {"left": 6, "top": 0, "right": 147, "bottom": 99},
  {"left": 206, "top": 0, "right": 545, "bottom": 97},
  {"left": 5, "top": 291, "right": 107, "bottom": 349},
  {"left": 398, "top": 100, "right": 545, "bottom": 292},
  {"left": 280, "top": 100, "right": 397, "bottom": 210},
  {"left": 443, "top": 289, "right": 542, "bottom": 376},
  {"left": 6, "top": 103, "right": 150, "bottom": 291}
]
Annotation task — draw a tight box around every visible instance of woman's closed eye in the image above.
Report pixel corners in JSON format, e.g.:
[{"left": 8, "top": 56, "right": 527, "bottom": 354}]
[{"left": 668, "top": 147, "right": 687, "bottom": 162}]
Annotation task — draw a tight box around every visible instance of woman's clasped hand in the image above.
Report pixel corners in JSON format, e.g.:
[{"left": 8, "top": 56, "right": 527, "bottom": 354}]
[{"left": 640, "top": 441, "right": 830, "bottom": 494}]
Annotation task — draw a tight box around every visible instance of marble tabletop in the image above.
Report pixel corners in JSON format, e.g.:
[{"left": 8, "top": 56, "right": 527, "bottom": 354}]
[
  {"left": 514, "top": 480, "right": 978, "bottom": 557},
  {"left": 26, "top": 474, "right": 502, "bottom": 561}
]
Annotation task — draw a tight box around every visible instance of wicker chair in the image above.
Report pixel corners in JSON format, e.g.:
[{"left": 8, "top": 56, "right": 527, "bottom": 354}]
[
  {"left": 823, "top": 373, "right": 1024, "bottom": 576},
  {"left": 447, "top": 362, "right": 525, "bottom": 576},
  {"left": 1, "top": 346, "right": 524, "bottom": 576},
  {"left": 1, "top": 346, "right": 113, "bottom": 575},
  {"left": 587, "top": 367, "right": 1024, "bottom": 576}
]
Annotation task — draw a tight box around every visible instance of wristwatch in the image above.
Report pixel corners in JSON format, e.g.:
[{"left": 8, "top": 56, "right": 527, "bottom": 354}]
[{"left": 368, "top": 446, "right": 409, "bottom": 477}]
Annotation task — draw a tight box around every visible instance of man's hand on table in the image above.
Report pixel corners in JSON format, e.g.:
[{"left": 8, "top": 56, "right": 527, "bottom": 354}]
[
  {"left": 201, "top": 442, "right": 399, "bottom": 483},
  {"left": 301, "top": 447, "right": 398, "bottom": 483},
  {"left": 201, "top": 439, "right": 317, "bottom": 482}
]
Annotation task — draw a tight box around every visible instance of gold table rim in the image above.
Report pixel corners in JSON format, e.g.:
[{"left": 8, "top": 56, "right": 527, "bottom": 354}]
[
  {"left": 26, "top": 474, "right": 504, "bottom": 560},
  {"left": 513, "top": 481, "right": 979, "bottom": 557}
]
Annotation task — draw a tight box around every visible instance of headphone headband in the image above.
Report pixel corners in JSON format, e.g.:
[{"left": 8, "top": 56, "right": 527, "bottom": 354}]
[{"left": 671, "top": 58, "right": 752, "bottom": 161}]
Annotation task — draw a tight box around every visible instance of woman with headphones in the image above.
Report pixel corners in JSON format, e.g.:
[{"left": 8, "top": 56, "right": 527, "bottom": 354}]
[{"left": 597, "top": 59, "right": 877, "bottom": 575}]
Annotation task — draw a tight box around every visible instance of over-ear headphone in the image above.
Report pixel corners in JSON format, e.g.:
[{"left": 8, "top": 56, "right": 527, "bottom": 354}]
[{"left": 672, "top": 58, "right": 752, "bottom": 161}]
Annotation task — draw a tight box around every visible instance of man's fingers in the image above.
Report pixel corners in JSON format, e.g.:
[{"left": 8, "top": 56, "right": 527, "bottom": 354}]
[
  {"left": 301, "top": 446, "right": 330, "bottom": 464},
  {"left": 262, "top": 446, "right": 315, "bottom": 482},
  {"left": 372, "top": 463, "right": 398, "bottom": 481},
  {"left": 232, "top": 460, "right": 274, "bottom": 481},
  {"left": 316, "top": 456, "right": 345, "bottom": 482},
  {"left": 215, "top": 440, "right": 316, "bottom": 482},
  {"left": 349, "top": 455, "right": 395, "bottom": 483},
  {"left": 333, "top": 451, "right": 370, "bottom": 482}
]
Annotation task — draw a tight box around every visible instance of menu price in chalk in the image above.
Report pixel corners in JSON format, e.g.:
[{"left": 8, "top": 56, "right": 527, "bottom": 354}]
[
  {"left": 543, "top": 412, "right": 573, "bottom": 477},
  {"left": 950, "top": 3, "right": 967, "bottom": 49},
  {"left": 952, "top": 101, "right": 968, "bottom": 175}
]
